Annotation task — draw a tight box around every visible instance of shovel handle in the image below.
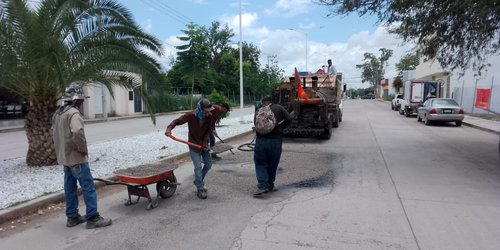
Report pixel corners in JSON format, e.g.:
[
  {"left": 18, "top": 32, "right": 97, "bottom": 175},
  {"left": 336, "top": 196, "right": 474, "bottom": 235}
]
[
  {"left": 166, "top": 133, "right": 202, "bottom": 149},
  {"left": 214, "top": 134, "right": 225, "bottom": 143}
]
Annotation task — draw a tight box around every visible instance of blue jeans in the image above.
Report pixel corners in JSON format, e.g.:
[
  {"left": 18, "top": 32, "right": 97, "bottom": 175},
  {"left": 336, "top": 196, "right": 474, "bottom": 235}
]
[
  {"left": 254, "top": 137, "right": 282, "bottom": 190},
  {"left": 210, "top": 132, "right": 216, "bottom": 148},
  {"left": 189, "top": 150, "right": 212, "bottom": 191},
  {"left": 64, "top": 163, "right": 98, "bottom": 220}
]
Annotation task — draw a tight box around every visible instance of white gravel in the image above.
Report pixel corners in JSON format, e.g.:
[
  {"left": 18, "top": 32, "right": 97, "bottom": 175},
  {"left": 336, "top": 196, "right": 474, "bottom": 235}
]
[{"left": 0, "top": 115, "right": 255, "bottom": 210}]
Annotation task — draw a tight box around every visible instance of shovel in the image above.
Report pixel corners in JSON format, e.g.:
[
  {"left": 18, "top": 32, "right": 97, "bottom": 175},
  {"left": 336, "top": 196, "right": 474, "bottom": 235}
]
[
  {"left": 166, "top": 133, "right": 202, "bottom": 149},
  {"left": 213, "top": 134, "right": 234, "bottom": 154}
]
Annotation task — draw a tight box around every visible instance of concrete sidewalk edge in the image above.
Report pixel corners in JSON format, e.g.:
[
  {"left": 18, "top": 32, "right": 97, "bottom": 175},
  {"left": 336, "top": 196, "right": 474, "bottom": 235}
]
[
  {"left": 377, "top": 98, "right": 499, "bottom": 135},
  {"left": 0, "top": 130, "right": 254, "bottom": 224},
  {"left": 0, "top": 111, "right": 186, "bottom": 133},
  {"left": 462, "top": 122, "right": 500, "bottom": 135}
]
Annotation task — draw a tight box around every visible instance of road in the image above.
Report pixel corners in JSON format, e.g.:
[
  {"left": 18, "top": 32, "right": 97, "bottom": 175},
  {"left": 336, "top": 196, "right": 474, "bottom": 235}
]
[
  {"left": 1, "top": 99, "right": 499, "bottom": 249},
  {"left": 0, "top": 107, "right": 254, "bottom": 161}
]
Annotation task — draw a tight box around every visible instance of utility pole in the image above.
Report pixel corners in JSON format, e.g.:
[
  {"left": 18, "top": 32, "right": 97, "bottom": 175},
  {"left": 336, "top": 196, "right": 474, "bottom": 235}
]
[
  {"left": 267, "top": 55, "right": 276, "bottom": 86},
  {"left": 239, "top": 0, "right": 244, "bottom": 111}
]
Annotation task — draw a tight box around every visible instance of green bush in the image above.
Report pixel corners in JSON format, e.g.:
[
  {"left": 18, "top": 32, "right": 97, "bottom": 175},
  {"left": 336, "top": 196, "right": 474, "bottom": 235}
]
[
  {"left": 384, "top": 94, "right": 395, "bottom": 101},
  {"left": 149, "top": 93, "right": 200, "bottom": 113},
  {"left": 206, "top": 89, "right": 235, "bottom": 124}
]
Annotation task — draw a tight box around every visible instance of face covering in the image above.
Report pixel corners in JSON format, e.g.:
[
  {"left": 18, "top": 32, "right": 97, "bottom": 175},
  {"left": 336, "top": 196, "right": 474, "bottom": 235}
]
[{"left": 195, "top": 100, "right": 205, "bottom": 120}]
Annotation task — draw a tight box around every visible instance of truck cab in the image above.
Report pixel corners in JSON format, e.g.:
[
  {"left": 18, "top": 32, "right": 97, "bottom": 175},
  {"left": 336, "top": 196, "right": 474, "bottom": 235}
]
[{"left": 400, "top": 81, "right": 442, "bottom": 117}]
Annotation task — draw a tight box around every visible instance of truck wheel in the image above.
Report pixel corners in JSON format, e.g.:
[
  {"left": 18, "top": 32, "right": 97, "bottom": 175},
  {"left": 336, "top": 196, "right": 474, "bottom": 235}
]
[
  {"left": 322, "top": 122, "right": 332, "bottom": 139},
  {"left": 456, "top": 121, "right": 462, "bottom": 127},
  {"left": 417, "top": 115, "right": 422, "bottom": 122},
  {"left": 339, "top": 111, "right": 343, "bottom": 122},
  {"left": 405, "top": 108, "right": 411, "bottom": 117},
  {"left": 332, "top": 112, "right": 339, "bottom": 128},
  {"left": 391, "top": 104, "right": 394, "bottom": 110},
  {"left": 399, "top": 108, "right": 404, "bottom": 115}
]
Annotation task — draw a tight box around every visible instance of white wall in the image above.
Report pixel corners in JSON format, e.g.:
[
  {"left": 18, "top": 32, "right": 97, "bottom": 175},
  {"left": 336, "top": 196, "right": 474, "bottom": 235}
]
[
  {"left": 81, "top": 83, "right": 144, "bottom": 118},
  {"left": 450, "top": 55, "right": 500, "bottom": 114}
]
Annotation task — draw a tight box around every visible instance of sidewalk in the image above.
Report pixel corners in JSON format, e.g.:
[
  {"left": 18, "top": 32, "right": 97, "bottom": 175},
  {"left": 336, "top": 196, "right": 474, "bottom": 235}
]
[
  {"left": 462, "top": 114, "right": 500, "bottom": 135},
  {"left": 4, "top": 111, "right": 497, "bottom": 134},
  {"left": 0, "top": 112, "right": 184, "bottom": 133},
  {"left": 376, "top": 99, "right": 500, "bottom": 135}
]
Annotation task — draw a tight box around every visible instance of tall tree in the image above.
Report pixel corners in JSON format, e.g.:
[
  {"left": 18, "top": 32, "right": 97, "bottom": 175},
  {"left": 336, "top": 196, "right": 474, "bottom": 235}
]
[
  {"left": 0, "top": 0, "right": 163, "bottom": 166},
  {"left": 207, "top": 21, "right": 234, "bottom": 72},
  {"left": 176, "top": 22, "right": 210, "bottom": 97},
  {"left": 393, "top": 53, "right": 418, "bottom": 92},
  {"left": 316, "top": 0, "right": 500, "bottom": 73},
  {"left": 396, "top": 53, "right": 419, "bottom": 75},
  {"left": 356, "top": 48, "right": 393, "bottom": 94}
]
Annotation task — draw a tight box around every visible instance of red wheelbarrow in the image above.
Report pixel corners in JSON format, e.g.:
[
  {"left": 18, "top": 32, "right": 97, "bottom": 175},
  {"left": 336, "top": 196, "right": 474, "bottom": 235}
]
[{"left": 94, "top": 161, "right": 179, "bottom": 210}]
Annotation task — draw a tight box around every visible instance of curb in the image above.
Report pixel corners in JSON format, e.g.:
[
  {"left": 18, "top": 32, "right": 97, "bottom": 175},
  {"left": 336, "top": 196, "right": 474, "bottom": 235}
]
[
  {"left": 379, "top": 98, "right": 500, "bottom": 135},
  {"left": 462, "top": 122, "right": 500, "bottom": 135},
  {"left": 0, "top": 130, "right": 254, "bottom": 224},
  {"left": 0, "top": 112, "right": 187, "bottom": 133}
]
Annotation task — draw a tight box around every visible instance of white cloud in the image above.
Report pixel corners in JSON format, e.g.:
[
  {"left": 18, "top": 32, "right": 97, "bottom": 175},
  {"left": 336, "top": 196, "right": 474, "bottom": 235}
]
[
  {"left": 220, "top": 12, "right": 258, "bottom": 29},
  {"left": 259, "top": 26, "right": 415, "bottom": 89},
  {"left": 193, "top": 0, "right": 207, "bottom": 4},
  {"left": 218, "top": 12, "right": 271, "bottom": 41},
  {"left": 264, "top": 0, "right": 311, "bottom": 18}
]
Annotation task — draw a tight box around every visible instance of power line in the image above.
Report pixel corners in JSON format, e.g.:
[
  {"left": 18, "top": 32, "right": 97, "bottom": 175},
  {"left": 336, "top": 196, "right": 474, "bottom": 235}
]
[
  {"left": 151, "top": 0, "right": 192, "bottom": 23},
  {"left": 139, "top": 0, "right": 189, "bottom": 26}
]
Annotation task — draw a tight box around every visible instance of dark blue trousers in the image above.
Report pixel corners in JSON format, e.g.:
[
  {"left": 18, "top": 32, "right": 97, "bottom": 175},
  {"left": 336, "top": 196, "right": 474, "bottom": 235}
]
[{"left": 254, "top": 137, "right": 282, "bottom": 190}]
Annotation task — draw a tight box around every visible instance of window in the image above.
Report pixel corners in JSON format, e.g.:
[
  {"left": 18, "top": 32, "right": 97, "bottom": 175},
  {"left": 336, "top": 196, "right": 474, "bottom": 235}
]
[{"left": 129, "top": 91, "right": 133, "bottom": 101}]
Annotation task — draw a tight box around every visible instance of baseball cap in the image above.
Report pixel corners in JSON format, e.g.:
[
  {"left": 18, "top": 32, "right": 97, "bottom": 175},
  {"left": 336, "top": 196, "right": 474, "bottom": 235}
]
[{"left": 200, "top": 98, "right": 215, "bottom": 111}]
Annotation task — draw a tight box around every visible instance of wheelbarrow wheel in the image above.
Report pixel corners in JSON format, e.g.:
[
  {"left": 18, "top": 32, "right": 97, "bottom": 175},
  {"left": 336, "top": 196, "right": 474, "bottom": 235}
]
[{"left": 157, "top": 174, "right": 177, "bottom": 199}]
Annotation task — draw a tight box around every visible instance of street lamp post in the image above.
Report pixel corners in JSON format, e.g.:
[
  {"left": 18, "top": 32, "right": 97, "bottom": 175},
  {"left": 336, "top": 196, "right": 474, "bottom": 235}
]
[
  {"left": 239, "top": 0, "right": 243, "bottom": 111},
  {"left": 267, "top": 55, "right": 276, "bottom": 85},
  {"left": 289, "top": 29, "right": 308, "bottom": 72}
]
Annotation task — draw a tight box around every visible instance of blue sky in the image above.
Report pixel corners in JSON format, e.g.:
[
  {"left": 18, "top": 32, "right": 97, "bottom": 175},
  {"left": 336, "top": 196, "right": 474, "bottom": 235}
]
[{"left": 44, "top": 0, "right": 416, "bottom": 89}]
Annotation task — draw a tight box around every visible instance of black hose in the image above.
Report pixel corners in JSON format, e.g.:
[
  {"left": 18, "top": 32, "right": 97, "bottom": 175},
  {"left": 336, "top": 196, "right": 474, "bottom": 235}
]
[{"left": 238, "top": 135, "right": 256, "bottom": 151}]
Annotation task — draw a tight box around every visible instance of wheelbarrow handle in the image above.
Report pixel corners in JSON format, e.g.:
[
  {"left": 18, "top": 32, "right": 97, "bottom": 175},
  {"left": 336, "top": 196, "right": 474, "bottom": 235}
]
[
  {"left": 166, "top": 133, "right": 202, "bottom": 149},
  {"left": 94, "top": 178, "right": 130, "bottom": 186}
]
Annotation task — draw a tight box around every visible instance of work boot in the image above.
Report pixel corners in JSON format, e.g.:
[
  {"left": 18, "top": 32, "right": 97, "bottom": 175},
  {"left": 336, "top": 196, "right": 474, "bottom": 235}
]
[
  {"left": 197, "top": 189, "right": 208, "bottom": 199},
  {"left": 66, "top": 214, "right": 86, "bottom": 227},
  {"left": 86, "top": 215, "right": 112, "bottom": 229},
  {"left": 253, "top": 189, "right": 270, "bottom": 197},
  {"left": 211, "top": 153, "right": 221, "bottom": 161}
]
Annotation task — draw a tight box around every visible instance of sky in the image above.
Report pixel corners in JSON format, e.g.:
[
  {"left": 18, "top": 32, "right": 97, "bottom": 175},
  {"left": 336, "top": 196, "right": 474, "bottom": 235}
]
[{"left": 28, "top": 0, "right": 415, "bottom": 89}]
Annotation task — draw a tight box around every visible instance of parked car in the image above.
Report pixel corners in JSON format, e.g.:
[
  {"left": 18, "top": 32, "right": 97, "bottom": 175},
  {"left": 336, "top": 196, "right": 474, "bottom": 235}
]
[
  {"left": 417, "top": 98, "right": 464, "bottom": 126},
  {"left": 361, "top": 93, "right": 375, "bottom": 99},
  {"left": 391, "top": 94, "right": 404, "bottom": 111}
]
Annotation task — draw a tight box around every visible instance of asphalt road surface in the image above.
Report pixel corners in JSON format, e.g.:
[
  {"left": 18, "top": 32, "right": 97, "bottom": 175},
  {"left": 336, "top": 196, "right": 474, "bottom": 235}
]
[{"left": 1, "top": 100, "right": 499, "bottom": 250}]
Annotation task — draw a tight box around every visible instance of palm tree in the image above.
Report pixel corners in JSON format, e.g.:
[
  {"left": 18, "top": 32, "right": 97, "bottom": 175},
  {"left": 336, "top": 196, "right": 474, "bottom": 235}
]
[{"left": 0, "top": 0, "right": 163, "bottom": 166}]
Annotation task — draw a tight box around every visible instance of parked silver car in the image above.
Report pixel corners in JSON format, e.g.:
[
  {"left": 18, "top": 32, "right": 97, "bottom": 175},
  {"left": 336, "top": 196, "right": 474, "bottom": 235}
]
[{"left": 417, "top": 98, "right": 464, "bottom": 126}]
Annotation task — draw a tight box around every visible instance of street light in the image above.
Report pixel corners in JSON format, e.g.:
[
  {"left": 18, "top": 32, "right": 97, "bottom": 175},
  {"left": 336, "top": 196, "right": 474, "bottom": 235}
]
[
  {"left": 289, "top": 29, "right": 308, "bottom": 72},
  {"left": 239, "top": 0, "right": 243, "bottom": 111},
  {"left": 267, "top": 55, "right": 276, "bottom": 85}
]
